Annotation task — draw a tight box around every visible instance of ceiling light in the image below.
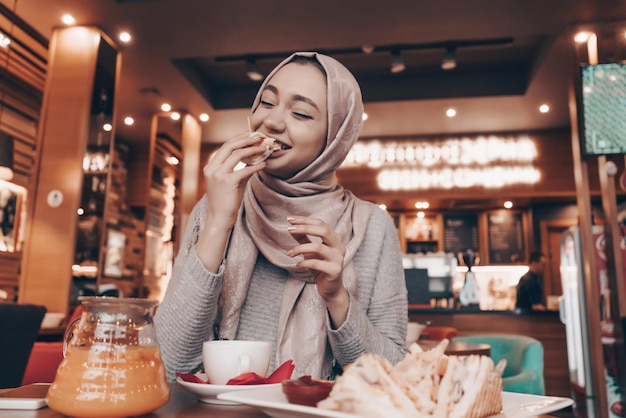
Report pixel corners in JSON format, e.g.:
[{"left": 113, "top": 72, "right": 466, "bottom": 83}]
[
  {"left": 119, "top": 32, "right": 131, "bottom": 43},
  {"left": 102, "top": 123, "right": 113, "bottom": 132},
  {"left": 61, "top": 14, "right": 76, "bottom": 26},
  {"left": 504, "top": 201, "right": 513, "bottom": 209},
  {"left": 441, "top": 46, "right": 457, "bottom": 70},
  {"left": 0, "top": 32, "right": 11, "bottom": 48},
  {"left": 161, "top": 103, "right": 171, "bottom": 112},
  {"left": 539, "top": 104, "right": 550, "bottom": 113},
  {"left": 446, "top": 108, "right": 457, "bottom": 117},
  {"left": 170, "top": 112, "right": 181, "bottom": 121},
  {"left": 390, "top": 50, "right": 405, "bottom": 74},
  {"left": 166, "top": 156, "right": 179, "bottom": 166},
  {"left": 574, "top": 31, "right": 592, "bottom": 43},
  {"left": 362, "top": 112, "right": 368, "bottom": 121},
  {"left": 199, "top": 113, "right": 210, "bottom": 122},
  {"left": 123, "top": 116, "right": 134, "bottom": 126},
  {"left": 246, "top": 59, "right": 264, "bottom": 81}
]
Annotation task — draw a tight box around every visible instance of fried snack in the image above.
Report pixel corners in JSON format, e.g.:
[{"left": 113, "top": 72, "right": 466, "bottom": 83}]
[
  {"left": 317, "top": 354, "right": 423, "bottom": 418},
  {"left": 317, "top": 339, "right": 505, "bottom": 418},
  {"left": 441, "top": 355, "right": 505, "bottom": 418},
  {"left": 241, "top": 132, "right": 282, "bottom": 165},
  {"left": 389, "top": 341, "right": 449, "bottom": 414}
]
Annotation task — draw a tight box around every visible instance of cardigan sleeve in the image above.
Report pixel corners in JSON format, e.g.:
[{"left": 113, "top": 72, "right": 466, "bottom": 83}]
[
  {"left": 327, "top": 207, "right": 408, "bottom": 368},
  {"left": 155, "top": 196, "right": 226, "bottom": 382}
]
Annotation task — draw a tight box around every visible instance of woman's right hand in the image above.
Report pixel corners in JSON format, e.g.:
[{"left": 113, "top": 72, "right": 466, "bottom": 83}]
[
  {"left": 203, "top": 132, "right": 267, "bottom": 228},
  {"left": 195, "top": 132, "right": 266, "bottom": 271}
]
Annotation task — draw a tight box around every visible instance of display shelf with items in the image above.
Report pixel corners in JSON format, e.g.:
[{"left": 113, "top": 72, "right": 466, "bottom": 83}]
[
  {"left": 73, "top": 144, "right": 113, "bottom": 281},
  {"left": 399, "top": 212, "right": 443, "bottom": 254},
  {"left": 126, "top": 118, "right": 182, "bottom": 301},
  {"left": 73, "top": 141, "right": 147, "bottom": 300},
  {"left": 142, "top": 132, "right": 181, "bottom": 299}
]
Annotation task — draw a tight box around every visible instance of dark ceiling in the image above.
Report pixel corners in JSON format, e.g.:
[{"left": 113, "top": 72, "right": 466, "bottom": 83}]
[
  {"left": 4, "top": 0, "right": 625, "bottom": 146},
  {"left": 174, "top": 35, "right": 533, "bottom": 110}
]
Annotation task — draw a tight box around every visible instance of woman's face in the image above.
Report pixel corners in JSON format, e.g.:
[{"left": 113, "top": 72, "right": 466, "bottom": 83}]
[{"left": 250, "top": 61, "right": 328, "bottom": 179}]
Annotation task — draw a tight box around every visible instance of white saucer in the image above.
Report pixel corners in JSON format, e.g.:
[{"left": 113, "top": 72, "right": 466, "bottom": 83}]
[{"left": 176, "top": 373, "right": 282, "bottom": 405}]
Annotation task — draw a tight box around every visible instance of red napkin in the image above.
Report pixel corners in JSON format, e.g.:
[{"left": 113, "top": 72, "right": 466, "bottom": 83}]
[
  {"left": 177, "top": 359, "right": 295, "bottom": 385},
  {"left": 227, "top": 359, "right": 295, "bottom": 385},
  {"left": 176, "top": 372, "right": 207, "bottom": 384}
]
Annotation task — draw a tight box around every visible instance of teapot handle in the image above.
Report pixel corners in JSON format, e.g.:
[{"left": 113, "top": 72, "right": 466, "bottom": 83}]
[{"left": 62, "top": 316, "right": 82, "bottom": 358}]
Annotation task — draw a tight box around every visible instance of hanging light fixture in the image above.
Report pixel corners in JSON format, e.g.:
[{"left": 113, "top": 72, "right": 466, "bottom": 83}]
[
  {"left": 0, "top": 132, "right": 13, "bottom": 181},
  {"left": 246, "top": 58, "right": 264, "bottom": 81},
  {"left": 441, "top": 46, "right": 457, "bottom": 70},
  {"left": 390, "top": 50, "right": 405, "bottom": 74}
]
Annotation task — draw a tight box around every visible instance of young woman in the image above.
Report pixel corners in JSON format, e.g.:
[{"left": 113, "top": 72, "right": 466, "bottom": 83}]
[{"left": 155, "top": 52, "right": 407, "bottom": 381}]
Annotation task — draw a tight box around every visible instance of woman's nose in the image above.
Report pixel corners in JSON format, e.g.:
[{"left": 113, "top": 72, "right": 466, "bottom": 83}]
[{"left": 261, "top": 110, "right": 286, "bottom": 133}]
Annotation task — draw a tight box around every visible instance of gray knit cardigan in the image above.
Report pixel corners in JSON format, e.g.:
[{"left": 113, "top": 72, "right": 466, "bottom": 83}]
[{"left": 155, "top": 196, "right": 408, "bottom": 382}]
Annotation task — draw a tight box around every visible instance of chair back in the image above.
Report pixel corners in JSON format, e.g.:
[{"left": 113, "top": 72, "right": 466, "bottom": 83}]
[
  {"left": 21, "top": 305, "right": 83, "bottom": 385},
  {"left": 0, "top": 302, "right": 46, "bottom": 388},
  {"left": 453, "top": 333, "right": 545, "bottom": 395}
]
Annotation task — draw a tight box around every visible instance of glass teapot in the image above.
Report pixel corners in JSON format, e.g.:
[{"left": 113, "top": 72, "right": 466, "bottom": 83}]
[{"left": 47, "top": 297, "right": 170, "bottom": 417}]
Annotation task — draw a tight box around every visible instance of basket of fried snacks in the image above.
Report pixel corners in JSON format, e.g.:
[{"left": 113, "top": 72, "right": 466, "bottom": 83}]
[{"left": 317, "top": 339, "right": 506, "bottom": 418}]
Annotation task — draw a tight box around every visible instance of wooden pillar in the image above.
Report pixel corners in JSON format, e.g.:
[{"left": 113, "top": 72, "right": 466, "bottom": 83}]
[
  {"left": 19, "top": 26, "right": 119, "bottom": 313},
  {"left": 569, "top": 31, "right": 608, "bottom": 417},
  {"left": 179, "top": 113, "right": 201, "bottom": 243}
]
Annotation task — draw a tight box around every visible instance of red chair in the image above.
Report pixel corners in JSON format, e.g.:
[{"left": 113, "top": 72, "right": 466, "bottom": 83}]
[{"left": 21, "top": 306, "right": 82, "bottom": 385}]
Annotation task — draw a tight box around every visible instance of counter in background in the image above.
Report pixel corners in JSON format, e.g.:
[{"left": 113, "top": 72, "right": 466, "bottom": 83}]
[
  {"left": 408, "top": 308, "right": 570, "bottom": 398},
  {"left": 452, "top": 265, "right": 529, "bottom": 310},
  {"left": 403, "top": 254, "right": 530, "bottom": 311}
]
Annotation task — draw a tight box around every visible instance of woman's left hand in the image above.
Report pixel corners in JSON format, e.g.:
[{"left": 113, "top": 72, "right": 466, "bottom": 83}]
[{"left": 286, "top": 216, "right": 350, "bottom": 327}]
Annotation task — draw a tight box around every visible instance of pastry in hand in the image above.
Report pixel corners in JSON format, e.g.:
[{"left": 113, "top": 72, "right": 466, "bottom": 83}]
[{"left": 241, "top": 132, "right": 282, "bottom": 165}]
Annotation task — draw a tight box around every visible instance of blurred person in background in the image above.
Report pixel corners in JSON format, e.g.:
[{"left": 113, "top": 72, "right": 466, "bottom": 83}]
[{"left": 515, "top": 250, "right": 547, "bottom": 311}]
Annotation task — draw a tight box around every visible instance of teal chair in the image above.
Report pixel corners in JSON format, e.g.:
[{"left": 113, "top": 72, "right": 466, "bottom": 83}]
[{"left": 452, "top": 334, "right": 545, "bottom": 395}]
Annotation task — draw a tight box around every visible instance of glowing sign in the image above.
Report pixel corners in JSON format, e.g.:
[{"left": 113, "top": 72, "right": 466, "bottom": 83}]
[{"left": 342, "top": 135, "right": 540, "bottom": 190}]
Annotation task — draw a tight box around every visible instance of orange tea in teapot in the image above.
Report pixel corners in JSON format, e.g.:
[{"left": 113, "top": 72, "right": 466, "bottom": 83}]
[{"left": 46, "top": 297, "right": 170, "bottom": 418}]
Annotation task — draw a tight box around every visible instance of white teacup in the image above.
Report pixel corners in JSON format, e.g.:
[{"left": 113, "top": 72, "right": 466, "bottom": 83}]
[{"left": 202, "top": 340, "right": 272, "bottom": 385}]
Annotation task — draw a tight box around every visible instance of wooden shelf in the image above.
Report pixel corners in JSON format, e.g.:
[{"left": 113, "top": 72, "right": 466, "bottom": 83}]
[{"left": 392, "top": 212, "right": 443, "bottom": 254}]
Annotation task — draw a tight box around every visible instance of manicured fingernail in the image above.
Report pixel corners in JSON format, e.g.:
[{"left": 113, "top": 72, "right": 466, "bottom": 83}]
[
  {"left": 287, "top": 226, "right": 297, "bottom": 231},
  {"left": 286, "top": 216, "right": 295, "bottom": 221}
]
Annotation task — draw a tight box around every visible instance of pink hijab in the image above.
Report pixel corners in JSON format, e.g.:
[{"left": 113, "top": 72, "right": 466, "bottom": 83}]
[{"left": 219, "top": 52, "right": 372, "bottom": 379}]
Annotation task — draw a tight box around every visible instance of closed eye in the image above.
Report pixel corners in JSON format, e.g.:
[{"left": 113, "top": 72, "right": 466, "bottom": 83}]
[
  {"left": 260, "top": 99, "right": 275, "bottom": 107},
  {"left": 293, "top": 111, "right": 313, "bottom": 120}
]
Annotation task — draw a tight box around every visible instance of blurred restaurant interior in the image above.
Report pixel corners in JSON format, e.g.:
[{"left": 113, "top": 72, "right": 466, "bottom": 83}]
[{"left": 0, "top": 0, "right": 625, "bottom": 414}]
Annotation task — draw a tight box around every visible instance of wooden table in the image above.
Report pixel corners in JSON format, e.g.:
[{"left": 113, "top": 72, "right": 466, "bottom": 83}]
[
  {"left": 418, "top": 340, "right": 492, "bottom": 356},
  {"left": 0, "top": 380, "right": 571, "bottom": 417},
  {"left": 1, "top": 384, "right": 271, "bottom": 417}
]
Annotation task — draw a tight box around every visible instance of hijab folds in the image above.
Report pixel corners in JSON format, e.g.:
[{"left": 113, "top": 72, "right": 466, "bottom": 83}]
[{"left": 218, "top": 52, "right": 372, "bottom": 379}]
